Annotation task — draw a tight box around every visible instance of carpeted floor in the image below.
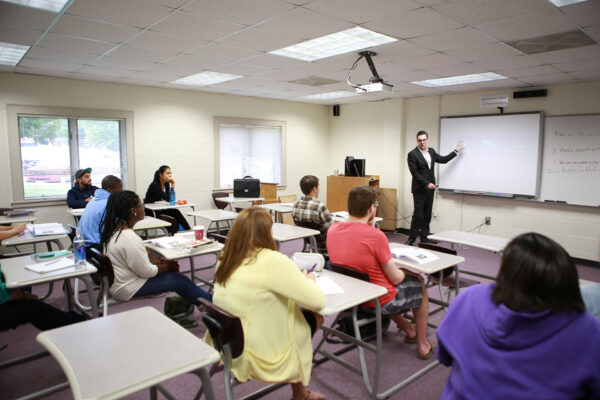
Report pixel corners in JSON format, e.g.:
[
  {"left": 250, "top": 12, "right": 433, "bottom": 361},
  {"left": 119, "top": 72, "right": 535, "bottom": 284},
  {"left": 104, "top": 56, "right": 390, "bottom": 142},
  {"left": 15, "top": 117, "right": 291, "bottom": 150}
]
[{"left": 1, "top": 232, "right": 598, "bottom": 400}]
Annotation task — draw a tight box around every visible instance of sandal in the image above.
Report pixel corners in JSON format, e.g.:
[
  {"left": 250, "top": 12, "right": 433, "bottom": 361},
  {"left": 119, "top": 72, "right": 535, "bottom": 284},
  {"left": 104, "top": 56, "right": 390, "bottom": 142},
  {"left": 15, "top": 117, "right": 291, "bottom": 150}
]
[
  {"left": 417, "top": 339, "right": 436, "bottom": 360},
  {"left": 291, "top": 390, "right": 325, "bottom": 400},
  {"left": 404, "top": 334, "right": 417, "bottom": 344}
]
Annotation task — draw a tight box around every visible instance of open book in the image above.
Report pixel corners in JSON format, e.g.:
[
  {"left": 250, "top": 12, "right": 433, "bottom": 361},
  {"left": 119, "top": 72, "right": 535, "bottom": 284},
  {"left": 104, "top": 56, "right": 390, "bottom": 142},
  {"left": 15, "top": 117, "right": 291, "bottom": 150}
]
[
  {"left": 146, "top": 235, "right": 213, "bottom": 253},
  {"left": 390, "top": 246, "right": 438, "bottom": 265},
  {"left": 27, "top": 223, "right": 65, "bottom": 236}
]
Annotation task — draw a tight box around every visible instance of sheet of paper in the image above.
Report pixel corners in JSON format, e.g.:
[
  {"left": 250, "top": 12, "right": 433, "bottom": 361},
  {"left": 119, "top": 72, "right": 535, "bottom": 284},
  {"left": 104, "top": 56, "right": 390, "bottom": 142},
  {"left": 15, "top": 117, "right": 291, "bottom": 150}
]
[
  {"left": 25, "top": 257, "right": 74, "bottom": 274},
  {"left": 316, "top": 276, "right": 344, "bottom": 295},
  {"left": 28, "top": 223, "right": 65, "bottom": 236},
  {"left": 390, "top": 246, "right": 438, "bottom": 264}
]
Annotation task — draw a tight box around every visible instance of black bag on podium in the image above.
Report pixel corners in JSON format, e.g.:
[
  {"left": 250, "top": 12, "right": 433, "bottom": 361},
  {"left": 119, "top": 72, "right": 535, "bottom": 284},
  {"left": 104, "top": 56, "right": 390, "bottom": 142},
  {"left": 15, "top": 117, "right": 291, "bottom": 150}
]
[{"left": 233, "top": 177, "right": 260, "bottom": 198}]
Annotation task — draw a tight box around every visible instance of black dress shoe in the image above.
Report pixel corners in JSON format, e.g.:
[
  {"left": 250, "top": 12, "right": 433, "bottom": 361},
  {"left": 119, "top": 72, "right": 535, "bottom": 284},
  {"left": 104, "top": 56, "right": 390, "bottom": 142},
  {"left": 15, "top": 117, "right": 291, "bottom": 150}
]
[
  {"left": 405, "top": 238, "right": 416, "bottom": 246},
  {"left": 420, "top": 238, "right": 439, "bottom": 244}
]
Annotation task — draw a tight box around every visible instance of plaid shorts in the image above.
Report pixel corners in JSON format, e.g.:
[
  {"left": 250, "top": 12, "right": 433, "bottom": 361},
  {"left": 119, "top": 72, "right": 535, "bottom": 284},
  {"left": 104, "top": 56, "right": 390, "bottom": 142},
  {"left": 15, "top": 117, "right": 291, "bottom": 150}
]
[{"left": 381, "top": 275, "right": 423, "bottom": 315}]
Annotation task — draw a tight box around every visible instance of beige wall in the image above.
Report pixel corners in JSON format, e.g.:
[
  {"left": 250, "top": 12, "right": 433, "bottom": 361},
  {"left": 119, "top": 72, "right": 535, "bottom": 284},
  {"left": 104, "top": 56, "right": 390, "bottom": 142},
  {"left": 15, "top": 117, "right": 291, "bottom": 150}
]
[{"left": 0, "top": 72, "right": 330, "bottom": 230}]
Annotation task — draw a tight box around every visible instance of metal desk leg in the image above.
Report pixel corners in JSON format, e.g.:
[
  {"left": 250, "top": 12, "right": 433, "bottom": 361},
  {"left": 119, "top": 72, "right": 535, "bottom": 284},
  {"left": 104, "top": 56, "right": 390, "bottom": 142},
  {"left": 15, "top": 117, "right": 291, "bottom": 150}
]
[{"left": 308, "top": 236, "right": 318, "bottom": 253}]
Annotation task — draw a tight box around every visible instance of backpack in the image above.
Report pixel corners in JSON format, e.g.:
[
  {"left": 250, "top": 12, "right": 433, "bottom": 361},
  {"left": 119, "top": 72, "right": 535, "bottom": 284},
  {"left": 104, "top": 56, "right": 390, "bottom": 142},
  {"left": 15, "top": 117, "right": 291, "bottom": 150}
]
[{"left": 326, "top": 309, "right": 391, "bottom": 344}]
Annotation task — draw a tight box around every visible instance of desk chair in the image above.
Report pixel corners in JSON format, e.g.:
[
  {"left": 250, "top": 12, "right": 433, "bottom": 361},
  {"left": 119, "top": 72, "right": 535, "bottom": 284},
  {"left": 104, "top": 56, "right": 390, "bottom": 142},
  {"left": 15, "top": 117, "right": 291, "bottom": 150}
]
[
  {"left": 158, "top": 214, "right": 178, "bottom": 236},
  {"left": 212, "top": 192, "right": 233, "bottom": 232},
  {"left": 88, "top": 248, "right": 115, "bottom": 316},
  {"left": 293, "top": 219, "right": 327, "bottom": 255},
  {"left": 197, "top": 298, "right": 244, "bottom": 400},
  {"left": 278, "top": 194, "right": 297, "bottom": 225}
]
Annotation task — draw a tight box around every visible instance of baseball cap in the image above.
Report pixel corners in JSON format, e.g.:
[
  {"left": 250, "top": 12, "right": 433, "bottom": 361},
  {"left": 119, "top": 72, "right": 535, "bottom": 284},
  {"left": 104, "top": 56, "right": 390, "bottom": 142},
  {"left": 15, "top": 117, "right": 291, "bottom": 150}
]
[{"left": 75, "top": 168, "right": 92, "bottom": 179}]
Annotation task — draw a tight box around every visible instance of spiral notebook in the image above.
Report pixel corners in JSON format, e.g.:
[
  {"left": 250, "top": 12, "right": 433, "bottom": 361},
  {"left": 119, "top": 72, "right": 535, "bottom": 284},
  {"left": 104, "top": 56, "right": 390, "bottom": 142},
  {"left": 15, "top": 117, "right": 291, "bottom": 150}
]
[{"left": 26, "top": 257, "right": 74, "bottom": 274}]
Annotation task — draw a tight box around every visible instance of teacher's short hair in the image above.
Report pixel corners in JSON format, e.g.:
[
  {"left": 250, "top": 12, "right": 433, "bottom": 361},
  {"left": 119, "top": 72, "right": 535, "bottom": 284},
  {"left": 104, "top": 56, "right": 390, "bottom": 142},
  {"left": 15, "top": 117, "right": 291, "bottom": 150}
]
[
  {"left": 416, "top": 130, "right": 428, "bottom": 139},
  {"left": 492, "top": 232, "right": 585, "bottom": 313}
]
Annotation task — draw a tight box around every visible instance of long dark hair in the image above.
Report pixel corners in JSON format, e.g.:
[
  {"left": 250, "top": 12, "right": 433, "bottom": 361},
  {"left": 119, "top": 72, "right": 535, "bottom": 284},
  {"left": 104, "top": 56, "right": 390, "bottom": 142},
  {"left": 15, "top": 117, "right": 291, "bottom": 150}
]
[
  {"left": 492, "top": 232, "right": 585, "bottom": 313},
  {"left": 99, "top": 190, "right": 140, "bottom": 251},
  {"left": 153, "top": 165, "right": 170, "bottom": 184},
  {"left": 214, "top": 207, "right": 277, "bottom": 286}
]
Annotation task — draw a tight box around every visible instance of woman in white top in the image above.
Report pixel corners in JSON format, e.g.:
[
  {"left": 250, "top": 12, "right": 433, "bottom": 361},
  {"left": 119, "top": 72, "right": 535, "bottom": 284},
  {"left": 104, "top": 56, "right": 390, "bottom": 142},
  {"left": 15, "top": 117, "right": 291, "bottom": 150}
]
[{"left": 100, "top": 190, "right": 210, "bottom": 304}]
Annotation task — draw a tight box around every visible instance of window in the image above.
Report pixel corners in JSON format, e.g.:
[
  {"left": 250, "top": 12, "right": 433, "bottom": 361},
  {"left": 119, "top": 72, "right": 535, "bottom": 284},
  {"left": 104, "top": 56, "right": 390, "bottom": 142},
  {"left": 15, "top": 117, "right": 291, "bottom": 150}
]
[
  {"left": 8, "top": 105, "right": 134, "bottom": 203},
  {"left": 214, "top": 117, "right": 286, "bottom": 189}
]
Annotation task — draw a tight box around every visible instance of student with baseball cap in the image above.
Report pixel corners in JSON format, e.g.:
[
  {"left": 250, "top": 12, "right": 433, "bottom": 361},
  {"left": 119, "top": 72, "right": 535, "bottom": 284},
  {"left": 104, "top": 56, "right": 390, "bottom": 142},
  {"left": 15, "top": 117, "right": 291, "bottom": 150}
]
[{"left": 67, "top": 168, "right": 98, "bottom": 208}]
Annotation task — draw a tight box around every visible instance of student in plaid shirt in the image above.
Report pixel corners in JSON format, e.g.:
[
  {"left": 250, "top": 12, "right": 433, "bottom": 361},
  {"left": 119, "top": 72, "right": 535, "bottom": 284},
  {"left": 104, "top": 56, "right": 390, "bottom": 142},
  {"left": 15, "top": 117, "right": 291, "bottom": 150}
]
[{"left": 292, "top": 175, "right": 333, "bottom": 253}]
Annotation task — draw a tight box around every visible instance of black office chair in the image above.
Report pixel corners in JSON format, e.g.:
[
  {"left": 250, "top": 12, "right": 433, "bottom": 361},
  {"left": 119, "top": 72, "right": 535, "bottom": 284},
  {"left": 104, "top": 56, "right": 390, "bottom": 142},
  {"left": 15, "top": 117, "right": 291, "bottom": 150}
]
[
  {"left": 212, "top": 192, "right": 233, "bottom": 232},
  {"left": 293, "top": 218, "right": 328, "bottom": 255},
  {"left": 158, "top": 214, "right": 178, "bottom": 236}
]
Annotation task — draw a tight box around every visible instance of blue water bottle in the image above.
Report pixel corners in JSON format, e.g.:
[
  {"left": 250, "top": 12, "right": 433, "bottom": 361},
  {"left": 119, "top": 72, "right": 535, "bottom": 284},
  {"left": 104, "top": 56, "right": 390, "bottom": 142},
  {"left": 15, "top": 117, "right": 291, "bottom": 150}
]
[{"left": 169, "top": 187, "right": 176, "bottom": 205}]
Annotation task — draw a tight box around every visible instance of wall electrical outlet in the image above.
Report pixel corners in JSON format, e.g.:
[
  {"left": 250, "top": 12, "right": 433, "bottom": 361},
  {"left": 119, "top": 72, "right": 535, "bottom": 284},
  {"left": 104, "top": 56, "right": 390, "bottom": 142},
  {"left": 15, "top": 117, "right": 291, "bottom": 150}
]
[{"left": 484, "top": 216, "right": 491, "bottom": 225}]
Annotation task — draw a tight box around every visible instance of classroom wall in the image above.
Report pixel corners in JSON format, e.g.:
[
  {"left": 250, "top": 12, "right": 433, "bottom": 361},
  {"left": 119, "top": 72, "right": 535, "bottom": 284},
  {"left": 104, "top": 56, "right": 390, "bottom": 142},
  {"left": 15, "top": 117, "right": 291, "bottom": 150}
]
[{"left": 0, "top": 72, "right": 330, "bottom": 230}]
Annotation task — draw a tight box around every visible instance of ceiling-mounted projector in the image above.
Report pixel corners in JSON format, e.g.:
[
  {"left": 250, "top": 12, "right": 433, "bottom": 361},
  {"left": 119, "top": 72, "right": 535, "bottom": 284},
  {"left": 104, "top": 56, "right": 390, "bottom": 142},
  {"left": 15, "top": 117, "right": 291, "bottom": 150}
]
[{"left": 348, "top": 51, "right": 393, "bottom": 94}]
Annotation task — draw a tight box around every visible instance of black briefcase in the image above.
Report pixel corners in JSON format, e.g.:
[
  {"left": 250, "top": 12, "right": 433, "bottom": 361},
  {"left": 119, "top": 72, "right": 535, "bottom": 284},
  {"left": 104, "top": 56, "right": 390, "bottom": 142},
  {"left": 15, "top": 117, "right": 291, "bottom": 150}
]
[{"left": 233, "top": 178, "right": 260, "bottom": 198}]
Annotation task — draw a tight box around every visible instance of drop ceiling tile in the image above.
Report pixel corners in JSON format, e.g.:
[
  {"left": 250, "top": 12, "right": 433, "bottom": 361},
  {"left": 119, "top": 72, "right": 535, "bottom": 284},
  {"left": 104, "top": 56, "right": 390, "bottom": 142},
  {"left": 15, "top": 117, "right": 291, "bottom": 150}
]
[
  {"left": 373, "top": 40, "right": 436, "bottom": 61},
  {"left": 25, "top": 46, "right": 98, "bottom": 64},
  {"left": 518, "top": 72, "right": 579, "bottom": 85},
  {"left": 217, "top": 28, "right": 302, "bottom": 52},
  {"left": 125, "top": 68, "right": 184, "bottom": 82},
  {"left": 107, "top": 44, "right": 180, "bottom": 62},
  {"left": 280, "top": 0, "right": 316, "bottom": 6},
  {"left": 0, "top": 25, "right": 43, "bottom": 46},
  {"left": 151, "top": 11, "right": 243, "bottom": 41},
  {"left": 242, "top": 53, "right": 305, "bottom": 69},
  {"left": 496, "top": 64, "right": 560, "bottom": 78},
  {"left": 408, "top": 27, "right": 495, "bottom": 52},
  {"left": 305, "top": 0, "right": 420, "bottom": 24},
  {"left": 364, "top": 7, "right": 464, "bottom": 39},
  {"left": 37, "top": 34, "right": 115, "bottom": 54},
  {"left": 570, "top": 68, "right": 600, "bottom": 80},
  {"left": 551, "top": 57, "right": 600, "bottom": 73},
  {"left": 255, "top": 7, "right": 353, "bottom": 40},
  {"left": 532, "top": 44, "right": 600, "bottom": 63},
  {"left": 405, "top": 52, "right": 464, "bottom": 69},
  {"left": 18, "top": 58, "right": 84, "bottom": 72},
  {"left": 125, "top": 30, "right": 207, "bottom": 54},
  {"left": 422, "top": 62, "right": 486, "bottom": 77},
  {"left": 583, "top": 25, "right": 600, "bottom": 42},
  {"left": 560, "top": 1, "right": 600, "bottom": 28},
  {"left": 15, "top": 66, "right": 73, "bottom": 77},
  {"left": 476, "top": 9, "right": 579, "bottom": 42},
  {"left": 474, "top": 54, "right": 542, "bottom": 70},
  {"left": 0, "top": 2, "right": 57, "bottom": 30},
  {"left": 158, "top": 54, "right": 231, "bottom": 74},
  {"left": 70, "top": 72, "right": 119, "bottom": 82},
  {"left": 395, "top": 69, "right": 437, "bottom": 83},
  {"left": 431, "top": 0, "right": 552, "bottom": 26},
  {"left": 135, "top": 0, "right": 190, "bottom": 8},
  {"left": 91, "top": 55, "right": 157, "bottom": 71},
  {"left": 66, "top": 0, "right": 173, "bottom": 29},
  {"left": 76, "top": 64, "right": 137, "bottom": 78},
  {"left": 213, "top": 62, "right": 268, "bottom": 76},
  {"left": 51, "top": 15, "right": 142, "bottom": 43},
  {"left": 187, "top": 43, "right": 260, "bottom": 64},
  {"left": 445, "top": 42, "right": 523, "bottom": 62},
  {"left": 471, "top": 77, "right": 525, "bottom": 90},
  {"left": 182, "top": 0, "right": 295, "bottom": 26}
]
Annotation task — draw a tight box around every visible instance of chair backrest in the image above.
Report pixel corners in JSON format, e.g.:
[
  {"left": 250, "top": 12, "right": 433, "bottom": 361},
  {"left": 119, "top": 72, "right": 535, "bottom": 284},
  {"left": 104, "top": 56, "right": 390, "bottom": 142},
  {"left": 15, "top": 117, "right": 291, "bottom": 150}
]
[
  {"left": 278, "top": 194, "right": 297, "bottom": 203},
  {"left": 418, "top": 242, "right": 457, "bottom": 256},
  {"left": 212, "top": 192, "right": 229, "bottom": 210},
  {"left": 293, "top": 219, "right": 324, "bottom": 232},
  {"left": 66, "top": 223, "right": 77, "bottom": 244},
  {"left": 330, "top": 263, "right": 369, "bottom": 282},
  {"left": 158, "top": 214, "right": 178, "bottom": 236},
  {"left": 199, "top": 298, "right": 244, "bottom": 359},
  {"left": 88, "top": 248, "right": 115, "bottom": 286}
]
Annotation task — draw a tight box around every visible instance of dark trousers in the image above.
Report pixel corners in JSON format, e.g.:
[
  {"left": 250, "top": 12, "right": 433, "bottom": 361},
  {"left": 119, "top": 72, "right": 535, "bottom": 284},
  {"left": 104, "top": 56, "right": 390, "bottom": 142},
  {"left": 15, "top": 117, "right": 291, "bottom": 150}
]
[
  {"left": 156, "top": 209, "right": 191, "bottom": 231},
  {"left": 0, "top": 299, "right": 87, "bottom": 331},
  {"left": 134, "top": 272, "right": 211, "bottom": 306},
  {"left": 409, "top": 189, "right": 434, "bottom": 241}
]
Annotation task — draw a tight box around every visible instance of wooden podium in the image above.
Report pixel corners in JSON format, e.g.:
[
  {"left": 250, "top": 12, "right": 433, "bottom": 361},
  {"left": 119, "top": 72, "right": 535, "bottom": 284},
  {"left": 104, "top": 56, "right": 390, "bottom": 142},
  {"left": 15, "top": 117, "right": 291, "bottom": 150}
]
[{"left": 326, "top": 175, "right": 396, "bottom": 231}]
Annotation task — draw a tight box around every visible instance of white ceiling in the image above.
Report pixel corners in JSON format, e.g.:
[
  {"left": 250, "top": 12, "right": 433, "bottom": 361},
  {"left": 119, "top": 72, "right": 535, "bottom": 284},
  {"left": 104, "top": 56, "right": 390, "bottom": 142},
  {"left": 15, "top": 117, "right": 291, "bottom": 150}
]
[{"left": 1, "top": 0, "right": 599, "bottom": 104}]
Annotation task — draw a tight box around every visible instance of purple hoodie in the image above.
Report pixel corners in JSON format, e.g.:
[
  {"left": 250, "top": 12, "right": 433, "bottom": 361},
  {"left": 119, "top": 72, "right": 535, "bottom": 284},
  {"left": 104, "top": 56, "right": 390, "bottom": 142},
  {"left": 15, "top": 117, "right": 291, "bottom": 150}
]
[{"left": 436, "top": 284, "right": 600, "bottom": 400}]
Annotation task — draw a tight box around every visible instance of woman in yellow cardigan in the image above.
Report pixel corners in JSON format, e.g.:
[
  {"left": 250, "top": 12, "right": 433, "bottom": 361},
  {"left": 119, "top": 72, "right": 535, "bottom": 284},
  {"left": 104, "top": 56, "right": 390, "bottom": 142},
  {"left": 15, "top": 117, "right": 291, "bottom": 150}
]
[{"left": 212, "top": 207, "right": 326, "bottom": 400}]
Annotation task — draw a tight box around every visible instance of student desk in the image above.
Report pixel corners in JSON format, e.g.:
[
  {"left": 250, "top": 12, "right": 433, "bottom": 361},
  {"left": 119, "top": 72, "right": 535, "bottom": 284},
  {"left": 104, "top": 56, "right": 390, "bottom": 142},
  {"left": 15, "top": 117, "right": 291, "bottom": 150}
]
[
  {"left": 187, "top": 209, "right": 238, "bottom": 234},
  {"left": 144, "top": 202, "right": 197, "bottom": 218},
  {"left": 0, "top": 214, "right": 36, "bottom": 224},
  {"left": 272, "top": 222, "right": 319, "bottom": 252},
  {"left": 313, "top": 270, "right": 439, "bottom": 400},
  {"left": 259, "top": 202, "right": 293, "bottom": 223},
  {"left": 66, "top": 207, "right": 84, "bottom": 223},
  {"left": 427, "top": 230, "right": 510, "bottom": 280},
  {"left": 133, "top": 216, "right": 171, "bottom": 237},
  {"left": 1, "top": 228, "right": 69, "bottom": 252},
  {"left": 37, "top": 307, "right": 219, "bottom": 400},
  {"left": 218, "top": 196, "right": 264, "bottom": 211},
  {"left": 144, "top": 239, "right": 224, "bottom": 286}
]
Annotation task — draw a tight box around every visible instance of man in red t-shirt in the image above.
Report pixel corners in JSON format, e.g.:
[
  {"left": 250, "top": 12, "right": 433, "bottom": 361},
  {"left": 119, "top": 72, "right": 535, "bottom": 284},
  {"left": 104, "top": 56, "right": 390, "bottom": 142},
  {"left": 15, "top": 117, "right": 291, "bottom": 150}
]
[{"left": 326, "top": 185, "right": 435, "bottom": 359}]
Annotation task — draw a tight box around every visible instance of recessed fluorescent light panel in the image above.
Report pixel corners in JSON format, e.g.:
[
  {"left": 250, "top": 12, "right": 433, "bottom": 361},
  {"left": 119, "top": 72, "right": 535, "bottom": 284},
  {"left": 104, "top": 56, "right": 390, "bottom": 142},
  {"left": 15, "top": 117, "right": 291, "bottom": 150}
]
[
  {"left": 269, "top": 27, "right": 397, "bottom": 62},
  {"left": 547, "top": 0, "right": 589, "bottom": 7},
  {"left": 2, "top": 0, "right": 70, "bottom": 12},
  {"left": 172, "top": 71, "right": 243, "bottom": 87},
  {"left": 0, "top": 42, "right": 30, "bottom": 66},
  {"left": 411, "top": 72, "right": 507, "bottom": 88},
  {"left": 303, "top": 91, "right": 358, "bottom": 100}
]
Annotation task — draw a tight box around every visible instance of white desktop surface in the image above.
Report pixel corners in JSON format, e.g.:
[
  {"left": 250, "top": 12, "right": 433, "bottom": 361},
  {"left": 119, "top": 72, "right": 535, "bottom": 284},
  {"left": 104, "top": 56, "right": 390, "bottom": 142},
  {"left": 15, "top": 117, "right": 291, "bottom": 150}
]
[
  {"left": 0, "top": 214, "right": 36, "bottom": 224},
  {"left": 145, "top": 240, "right": 224, "bottom": 261},
  {"left": 37, "top": 307, "right": 219, "bottom": 400},
  {"left": 1, "top": 254, "right": 96, "bottom": 289},
  {"left": 272, "top": 222, "right": 319, "bottom": 242},
  {"left": 259, "top": 203, "right": 294, "bottom": 213},
  {"left": 318, "top": 270, "right": 386, "bottom": 316},
  {"left": 1, "top": 229, "right": 68, "bottom": 248},
  {"left": 66, "top": 208, "right": 85, "bottom": 217},
  {"left": 428, "top": 230, "right": 509, "bottom": 253},
  {"left": 390, "top": 242, "right": 465, "bottom": 275},
  {"left": 133, "top": 216, "right": 171, "bottom": 231},
  {"left": 144, "top": 202, "right": 197, "bottom": 211},
  {"left": 187, "top": 209, "right": 238, "bottom": 222},
  {"left": 219, "top": 196, "right": 264, "bottom": 204}
]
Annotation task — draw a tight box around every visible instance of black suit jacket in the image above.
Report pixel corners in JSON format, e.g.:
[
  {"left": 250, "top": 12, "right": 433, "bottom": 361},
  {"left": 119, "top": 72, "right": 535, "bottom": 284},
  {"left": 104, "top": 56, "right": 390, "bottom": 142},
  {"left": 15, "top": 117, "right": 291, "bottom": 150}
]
[{"left": 407, "top": 147, "right": 457, "bottom": 193}]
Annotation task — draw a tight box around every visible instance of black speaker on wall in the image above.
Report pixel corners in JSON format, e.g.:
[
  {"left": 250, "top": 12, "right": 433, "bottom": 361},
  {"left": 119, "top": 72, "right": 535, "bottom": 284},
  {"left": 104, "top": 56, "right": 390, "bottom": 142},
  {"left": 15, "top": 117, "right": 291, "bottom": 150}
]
[
  {"left": 513, "top": 89, "right": 547, "bottom": 98},
  {"left": 333, "top": 104, "right": 340, "bottom": 116}
]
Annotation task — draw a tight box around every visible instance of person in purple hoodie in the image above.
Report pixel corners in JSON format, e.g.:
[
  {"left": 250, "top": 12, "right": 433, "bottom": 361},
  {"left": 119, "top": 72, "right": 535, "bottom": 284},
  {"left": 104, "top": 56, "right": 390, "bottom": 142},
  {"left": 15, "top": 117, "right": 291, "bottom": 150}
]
[{"left": 436, "top": 232, "right": 600, "bottom": 400}]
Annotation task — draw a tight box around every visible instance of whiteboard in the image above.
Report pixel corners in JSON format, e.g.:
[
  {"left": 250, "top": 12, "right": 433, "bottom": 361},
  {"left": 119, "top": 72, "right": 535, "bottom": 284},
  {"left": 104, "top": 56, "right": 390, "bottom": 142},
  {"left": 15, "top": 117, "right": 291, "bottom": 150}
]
[
  {"left": 540, "top": 115, "right": 600, "bottom": 207},
  {"left": 438, "top": 113, "right": 543, "bottom": 197}
]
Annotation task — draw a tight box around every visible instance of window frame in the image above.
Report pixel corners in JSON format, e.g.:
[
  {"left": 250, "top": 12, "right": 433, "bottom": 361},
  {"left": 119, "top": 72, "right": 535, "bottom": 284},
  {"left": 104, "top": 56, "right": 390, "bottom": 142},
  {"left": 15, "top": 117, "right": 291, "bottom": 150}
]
[
  {"left": 213, "top": 116, "right": 287, "bottom": 190},
  {"left": 8, "top": 105, "right": 135, "bottom": 205}
]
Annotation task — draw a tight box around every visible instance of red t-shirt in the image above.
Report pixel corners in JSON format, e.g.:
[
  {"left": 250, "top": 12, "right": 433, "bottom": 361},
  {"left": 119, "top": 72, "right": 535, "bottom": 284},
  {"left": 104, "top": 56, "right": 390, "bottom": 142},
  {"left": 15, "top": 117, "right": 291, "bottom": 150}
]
[{"left": 326, "top": 221, "right": 396, "bottom": 306}]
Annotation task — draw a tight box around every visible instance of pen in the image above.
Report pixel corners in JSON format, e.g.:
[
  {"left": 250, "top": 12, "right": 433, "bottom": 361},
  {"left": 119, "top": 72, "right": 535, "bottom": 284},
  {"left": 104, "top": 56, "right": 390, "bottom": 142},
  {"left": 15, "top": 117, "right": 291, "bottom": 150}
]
[
  {"left": 308, "top": 263, "right": 317, "bottom": 273},
  {"left": 44, "top": 259, "right": 62, "bottom": 266}
]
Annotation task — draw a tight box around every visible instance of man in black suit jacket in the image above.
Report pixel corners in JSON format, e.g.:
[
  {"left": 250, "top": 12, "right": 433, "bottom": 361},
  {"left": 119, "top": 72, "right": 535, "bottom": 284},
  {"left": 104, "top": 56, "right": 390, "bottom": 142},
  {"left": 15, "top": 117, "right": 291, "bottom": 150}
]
[{"left": 406, "top": 131, "right": 463, "bottom": 245}]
